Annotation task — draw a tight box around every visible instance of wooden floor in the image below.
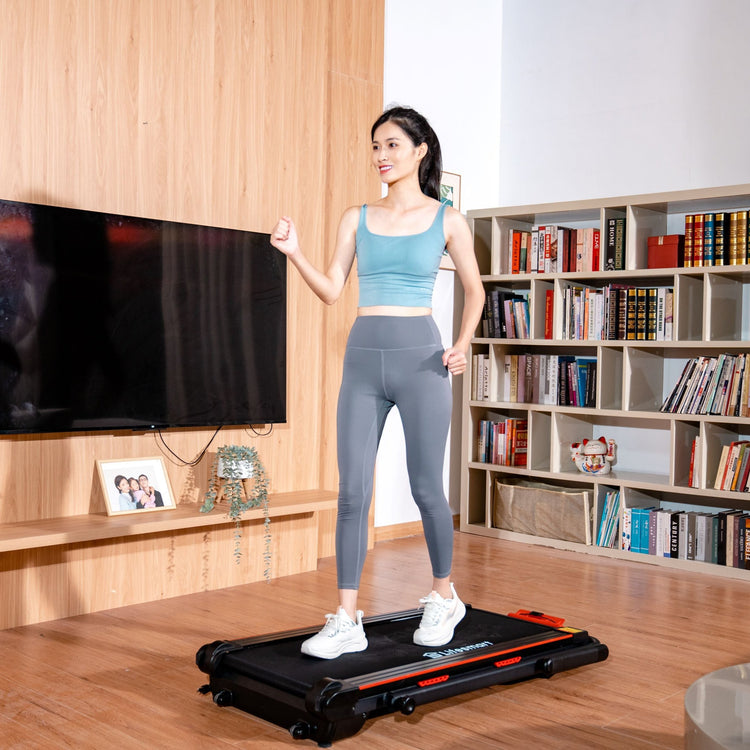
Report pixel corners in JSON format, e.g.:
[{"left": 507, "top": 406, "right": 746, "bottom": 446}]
[{"left": 1, "top": 531, "right": 747, "bottom": 749}]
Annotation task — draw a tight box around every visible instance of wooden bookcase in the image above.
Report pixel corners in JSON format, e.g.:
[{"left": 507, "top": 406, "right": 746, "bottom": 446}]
[{"left": 461, "top": 184, "right": 750, "bottom": 580}]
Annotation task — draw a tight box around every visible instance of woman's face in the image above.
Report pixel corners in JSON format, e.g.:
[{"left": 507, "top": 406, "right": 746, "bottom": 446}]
[
  {"left": 118, "top": 477, "right": 129, "bottom": 492},
  {"left": 129, "top": 478, "right": 139, "bottom": 492},
  {"left": 371, "top": 121, "right": 425, "bottom": 187}
]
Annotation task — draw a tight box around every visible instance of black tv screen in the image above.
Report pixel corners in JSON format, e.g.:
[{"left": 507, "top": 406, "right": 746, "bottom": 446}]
[{"left": 0, "top": 198, "right": 286, "bottom": 433}]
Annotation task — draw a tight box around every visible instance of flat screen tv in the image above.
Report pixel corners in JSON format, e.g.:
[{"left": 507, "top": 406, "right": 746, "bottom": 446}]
[{"left": 0, "top": 198, "right": 286, "bottom": 434}]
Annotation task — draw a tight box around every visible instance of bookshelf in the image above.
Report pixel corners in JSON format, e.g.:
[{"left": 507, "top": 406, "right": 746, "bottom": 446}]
[{"left": 461, "top": 184, "right": 750, "bottom": 580}]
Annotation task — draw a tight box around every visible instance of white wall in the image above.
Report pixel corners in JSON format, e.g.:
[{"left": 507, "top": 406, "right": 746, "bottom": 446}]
[
  {"left": 375, "top": 0, "right": 504, "bottom": 528},
  {"left": 499, "top": 0, "right": 750, "bottom": 206},
  {"left": 383, "top": 0, "right": 504, "bottom": 212},
  {"left": 378, "top": 0, "right": 750, "bottom": 529}
]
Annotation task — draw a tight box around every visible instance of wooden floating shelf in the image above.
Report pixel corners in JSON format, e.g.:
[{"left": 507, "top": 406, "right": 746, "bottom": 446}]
[{"left": 0, "top": 489, "right": 338, "bottom": 553}]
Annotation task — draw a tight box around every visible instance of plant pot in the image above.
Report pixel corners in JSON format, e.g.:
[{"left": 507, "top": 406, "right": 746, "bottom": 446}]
[{"left": 216, "top": 457, "right": 254, "bottom": 479}]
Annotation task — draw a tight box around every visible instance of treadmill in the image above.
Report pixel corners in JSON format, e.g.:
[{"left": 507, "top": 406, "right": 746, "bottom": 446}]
[{"left": 196, "top": 605, "right": 608, "bottom": 747}]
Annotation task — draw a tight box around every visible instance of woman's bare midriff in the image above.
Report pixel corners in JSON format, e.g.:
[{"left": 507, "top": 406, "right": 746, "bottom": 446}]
[{"left": 357, "top": 305, "right": 432, "bottom": 317}]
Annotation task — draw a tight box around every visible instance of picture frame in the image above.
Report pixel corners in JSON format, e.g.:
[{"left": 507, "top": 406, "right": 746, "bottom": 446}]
[
  {"left": 439, "top": 172, "right": 462, "bottom": 270},
  {"left": 97, "top": 456, "right": 177, "bottom": 516},
  {"left": 440, "top": 171, "right": 462, "bottom": 212}
]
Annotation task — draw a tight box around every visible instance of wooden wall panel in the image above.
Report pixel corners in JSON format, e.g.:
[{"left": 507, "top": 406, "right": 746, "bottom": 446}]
[
  {"left": 0, "top": 513, "right": 319, "bottom": 629},
  {"left": 0, "top": 0, "right": 384, "bottom": 625},
  {"left": 319, "top": 1, "right": 384, "bottom": 489}
]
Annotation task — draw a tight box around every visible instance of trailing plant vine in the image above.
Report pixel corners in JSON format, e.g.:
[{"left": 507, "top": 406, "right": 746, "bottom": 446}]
[{"left": 200, "top": 445, "right": 271, "bottom": 580}]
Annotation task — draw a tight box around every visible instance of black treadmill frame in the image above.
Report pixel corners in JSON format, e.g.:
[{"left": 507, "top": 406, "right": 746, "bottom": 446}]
[{"left": 196, "top": 606, "right": 608, "bottom": 747}]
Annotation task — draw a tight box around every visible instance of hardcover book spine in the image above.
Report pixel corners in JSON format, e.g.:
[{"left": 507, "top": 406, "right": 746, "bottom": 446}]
[
  {"left": 646, "top": 287, "right": 657, "bottom": 340},
  {"left": 614, "top": 217, "right": 626, "bottom": 270},
  {"left": 738, "top": 210, "right": 748, "bottom": 264},
  {"left": 544, "top": 289, "right": 553, "bottom": 339},
  {"left": 702, "top": 212, "right": 715, "bottom": 266},
  {"left": 714, "top": 211, "right": 729, "bottom": 265},
  {"left": 693, "top": 214, "right": 704, "bottom": 266},
  {"left": 626, "top": 288, "right": 637, "bottom": 341},
  {"left": 605, "top": 217, "right": 616, "bottom": 271},
  {"left": 729, "top": 212, "right": 739, "bottom": 264},
  {"left": 635, "top": 287, "right": 647, "bottom": 341},
  {"left": 683, "top": 213, "right": 694, "bottom": 267}
]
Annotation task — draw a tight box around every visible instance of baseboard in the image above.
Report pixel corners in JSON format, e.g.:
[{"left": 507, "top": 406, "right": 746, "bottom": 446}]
[{"left": 374, "top": 514, "right": 460, "bottom": 543}]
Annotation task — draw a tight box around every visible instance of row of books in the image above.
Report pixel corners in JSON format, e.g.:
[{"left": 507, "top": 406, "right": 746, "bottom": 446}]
[
  {"left": 620, "top": 507, "right": 750, "bottom": 568},
  {"left": 508, "top": 220, "right": 626, "bottom": 275},
  {"left": 684, "top": 211, "right": 750, "bottom": 267},
  {"left": 476, "top": 416, "right": 528, "bottom": 466},
  {"left": 596, "top": 490, "right": 621, "bottom": 547},
  {"left": 561, "top": 284, "right": 674, "bottom": 341},
  {"left": 472, "top": 353, "right": 598, "bottom": 407},
  {"left": 660, "top": 353, "right": 750, "bottom": 417},
  {"left": 481, "top": 289, "right": 530, "bottom": 338},
  {"left": 714, "top": 441, "right": 750, "bottom": 492}
]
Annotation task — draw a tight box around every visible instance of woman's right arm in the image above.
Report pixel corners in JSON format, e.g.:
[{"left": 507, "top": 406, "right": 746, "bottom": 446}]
[{"left": 271, "top": 207, "right": 359, "bottom": 305}]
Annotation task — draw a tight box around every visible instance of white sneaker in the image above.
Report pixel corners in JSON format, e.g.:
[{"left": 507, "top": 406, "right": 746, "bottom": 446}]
[
  {"left": 413, "top": 583, "right": 466, "bottom": 647},
  {"left": 300, "top": 607, "right": 368, "bottom": 659}
]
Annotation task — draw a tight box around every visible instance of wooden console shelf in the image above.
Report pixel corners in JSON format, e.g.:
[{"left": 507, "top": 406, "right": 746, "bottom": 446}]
[
  {"left": 0, "top": 489, "right": 338, "bottom": 630},
  {"left": 0, "top": 490, "right": 337, "bottom": 553}
]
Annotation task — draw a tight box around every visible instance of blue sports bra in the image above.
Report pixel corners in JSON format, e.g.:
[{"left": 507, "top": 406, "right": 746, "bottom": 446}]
[{"left": 355, "top": 201, "right": 447, "bottom": 307}]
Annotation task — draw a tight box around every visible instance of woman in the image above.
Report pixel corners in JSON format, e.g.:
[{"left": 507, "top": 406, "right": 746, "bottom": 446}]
[
  {"left": 271, "top": 106, "right": 484, "bottom": 659},
  {"left": 114, "top": 475, "right": 136, "bottom": 512}
]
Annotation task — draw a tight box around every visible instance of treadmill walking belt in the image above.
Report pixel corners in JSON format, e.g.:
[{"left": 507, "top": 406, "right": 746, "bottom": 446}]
[{"left": 196, "top": 605, "right": 608, "bottom": 747}]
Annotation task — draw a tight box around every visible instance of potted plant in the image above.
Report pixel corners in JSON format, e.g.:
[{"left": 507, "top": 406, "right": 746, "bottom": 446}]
[{"left": 200, "top": 445, "right": 270, "bottom": 579}]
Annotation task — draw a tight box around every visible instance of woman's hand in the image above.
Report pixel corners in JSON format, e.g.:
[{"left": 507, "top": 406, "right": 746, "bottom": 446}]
[
  {"left": 442, "top": 346, "right": 467, "bottom": 375},
  {"left": 270, "top": 216, "right": 299, "bottom": 257}
]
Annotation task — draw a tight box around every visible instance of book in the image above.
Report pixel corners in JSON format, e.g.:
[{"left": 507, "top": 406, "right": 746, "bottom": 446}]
[
  {"left": 501, "top": 354, "right": 511, "bottom": 402},
  {"left": 544, "top": 288, "right": 554, "bottom": 339},
  {"left": 630, "top": 508, "right": 644, "bottom": 553},
  {"left": 614, "top": 217, "right": 626, "bottom": 271},
  {"left": 597, "top": 490, "right": 621, "bottom": 548},
  {"left": 738, "top": 211, "right": 748, "bottom": 264},
  {"left": 656, "top": 509, "right": 672, "bottom": 557},
  {"left": 621, "top": 507, "right": 632, "bottom": 551},
  {"left": 510, "top": 229, "right": 522, "bottom": 274},
  {"left": 693, "top": 213, "right": 704, "bottom": 266},
  {"left": 702, "top": 212, "right": 715, "bottom": 265},
  {"left": 646, "top": 287, "right": 657, "bottom": 340},
  {"left": 689, "top": 436, "right": 700, "bottom": 488},
  {"left": 714, "top": 445, "right": 730, "bottom": 490},
  {"left": 626, "top": 287, "right": 638, "bottom": 340},
  {"left": 668, "top": 511, "right": 682, "bottom": 558},
  {"left": 592, "top": 227, "right": 601, "bottom": 271},
  {"left": 605, "top": 217, "right": 616, "bottom": 271},
  {"left": 714, "top": 211, "right": 730, "bottom": 265},
  {"left": 677, "top": 512, "right": 689, "bottom": 558},
  {"left": 683, "top": 213, "right": 694, "bottom": 267},
  {"left": 717, "top": 510, "right": 742, "bottom": 565}
]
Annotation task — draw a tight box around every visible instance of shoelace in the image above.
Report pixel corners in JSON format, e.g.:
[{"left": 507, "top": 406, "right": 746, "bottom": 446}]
[
  {"left": 418, "top": 595, "right": 451, "bottom": 627},
  {"left": 321, "top": 612, "right": 352, "bottom": 637}
]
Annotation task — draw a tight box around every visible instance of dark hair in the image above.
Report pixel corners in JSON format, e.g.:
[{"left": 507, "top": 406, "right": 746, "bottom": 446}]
[
  {"left": 114, "top": 474, "right": 127, "bottom": 490},
  {"left": 371, "top": 106, "right": 443, "bottom": 200}
]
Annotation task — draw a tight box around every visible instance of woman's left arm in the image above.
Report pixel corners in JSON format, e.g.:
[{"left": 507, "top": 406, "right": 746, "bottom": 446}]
[{"left": 442, "top": 207, "right": 485, "bottom": 376}]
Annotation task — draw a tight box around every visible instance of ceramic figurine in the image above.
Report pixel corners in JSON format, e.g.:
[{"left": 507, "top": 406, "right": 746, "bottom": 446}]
[{"left": 570, "top": 436, "right": 616, "bottom": 475}]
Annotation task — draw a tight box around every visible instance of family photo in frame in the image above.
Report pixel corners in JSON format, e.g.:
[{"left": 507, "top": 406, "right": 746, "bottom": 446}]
[{"left": 97, "top": 457, "right": 176, "bottom": 516}]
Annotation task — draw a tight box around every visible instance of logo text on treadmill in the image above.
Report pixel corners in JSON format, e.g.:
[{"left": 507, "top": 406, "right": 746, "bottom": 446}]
[{"left": 422, "top": 640, "right": 493, "bottom": 659}]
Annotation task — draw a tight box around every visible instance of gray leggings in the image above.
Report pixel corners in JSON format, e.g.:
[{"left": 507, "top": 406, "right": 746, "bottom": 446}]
[{"left": 336, "top": 315, "right": 454, "bottom": 590}]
